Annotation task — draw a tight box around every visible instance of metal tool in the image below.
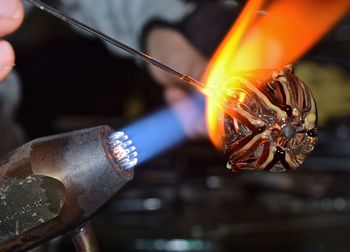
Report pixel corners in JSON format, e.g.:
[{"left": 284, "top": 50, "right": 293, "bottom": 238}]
[
  {"left": 25, "top": 0, "right": 206, "bottom": 92},
  {"left": 0, "top": 126, "right": 136, "bottom": 251}
]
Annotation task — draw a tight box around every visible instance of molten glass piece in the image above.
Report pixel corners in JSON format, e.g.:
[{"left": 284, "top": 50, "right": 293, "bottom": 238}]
[{"left": 223, "top": 65, "right": 318, "bottom": 172}]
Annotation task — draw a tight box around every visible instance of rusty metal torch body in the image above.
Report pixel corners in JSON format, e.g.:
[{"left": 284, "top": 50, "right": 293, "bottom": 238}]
[{"left": 0, "top": 126, "right": 134, "bottom": 251}]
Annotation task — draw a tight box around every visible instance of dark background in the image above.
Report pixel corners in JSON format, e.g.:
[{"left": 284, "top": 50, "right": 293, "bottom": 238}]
[{"left": 7, "top": 1, "right": 350, "bottom": 252}]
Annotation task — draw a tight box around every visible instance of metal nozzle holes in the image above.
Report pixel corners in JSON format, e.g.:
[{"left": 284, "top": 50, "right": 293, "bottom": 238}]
[{"left": 108, "top": 132, "right": 138, "bottom": 170}]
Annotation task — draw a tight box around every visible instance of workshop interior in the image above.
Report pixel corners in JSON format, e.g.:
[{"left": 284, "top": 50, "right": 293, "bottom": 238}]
[{"left": 1, "top": 0, "right": 350, "bottom": 251}]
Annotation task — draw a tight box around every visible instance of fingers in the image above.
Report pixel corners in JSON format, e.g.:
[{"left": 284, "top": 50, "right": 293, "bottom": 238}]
[
  {"left": 0, "top": 0, "right": 24, "bottom": 37},
  {"left": 0, "top": 40, "right": 15, "bottom": 81},
  {"left": 145, "top": 28, "right": 209, "bottom": 139},
  {"left": 146, "top": 27, "right": 207, "bottom": 90},
  {"left": 0, "top": 0, "right": 24, "bottom": 81}
]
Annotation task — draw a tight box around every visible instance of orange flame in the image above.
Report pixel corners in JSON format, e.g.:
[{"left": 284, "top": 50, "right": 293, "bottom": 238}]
[{"left": 202, "top": 0, "right": 350, "bottom": 148}]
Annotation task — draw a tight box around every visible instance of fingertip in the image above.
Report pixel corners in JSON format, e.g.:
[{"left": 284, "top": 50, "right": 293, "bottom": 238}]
[
  {"left": 0, "top": 40, "right": 15, "bottom": 81},
  {"left": 0, "top": 0, "right": 24, "bottom": 36}
]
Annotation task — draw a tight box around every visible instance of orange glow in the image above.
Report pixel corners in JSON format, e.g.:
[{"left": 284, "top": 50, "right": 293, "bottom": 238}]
[{"left": 202, "top": 0, "right": 350, "bottom": 148}]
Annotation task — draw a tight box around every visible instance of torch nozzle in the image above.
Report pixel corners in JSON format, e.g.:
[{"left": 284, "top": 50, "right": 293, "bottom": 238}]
[
  {"left": 108, "top": 131, "right": 138, "bottom": 170},
  {"left": 0, "top": 126, "right": 134, "bottom": 251},
  {"left": 25, "top": 0, "right": 206, "bottom": 92}
]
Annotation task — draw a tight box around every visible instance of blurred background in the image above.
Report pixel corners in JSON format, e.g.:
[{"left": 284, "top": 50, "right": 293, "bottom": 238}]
[{"left": 2, "top": 0, "right": 350, "bottom": 251}]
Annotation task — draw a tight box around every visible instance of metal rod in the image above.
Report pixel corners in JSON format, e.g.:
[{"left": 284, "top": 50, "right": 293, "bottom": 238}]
[
  {"left": 25, "top": 0, "right": 207, "bottom": 92},
  {"left": 70, "top": 221, "right": 100, "bottom": 252}
]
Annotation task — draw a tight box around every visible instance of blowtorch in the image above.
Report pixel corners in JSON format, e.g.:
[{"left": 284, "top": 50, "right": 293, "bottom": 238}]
[
  {"left": 0, "top": 126, "right": 137, "bottom": 251},
  {"left": 0, "top": 2, "right": 200, "bottom": 250}
]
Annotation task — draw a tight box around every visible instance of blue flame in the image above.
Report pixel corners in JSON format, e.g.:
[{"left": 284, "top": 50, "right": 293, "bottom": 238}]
[{"left": 122, "top": 93, "right": 205, "bottom": 165}]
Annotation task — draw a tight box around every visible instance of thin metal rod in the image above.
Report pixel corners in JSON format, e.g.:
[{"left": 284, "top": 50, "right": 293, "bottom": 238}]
[{"left": 25, "top": 0, "right": 206, "bottom": 92}]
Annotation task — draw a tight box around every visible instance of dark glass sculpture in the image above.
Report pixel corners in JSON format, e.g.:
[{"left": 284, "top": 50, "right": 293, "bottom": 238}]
[{"left": 223, "top": 65, "right": 318, "bottom": 172}]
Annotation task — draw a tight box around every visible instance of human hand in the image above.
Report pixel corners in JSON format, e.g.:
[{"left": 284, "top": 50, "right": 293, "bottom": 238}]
[
  {"left": 145, "top": 27, "right": 208, "bottom": 138},
  {"left": 145, "top": 27, "right": 208, "bottom": 105},
  {"left": 0, "top": 0, "right": 24, "bottom": 81}
]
